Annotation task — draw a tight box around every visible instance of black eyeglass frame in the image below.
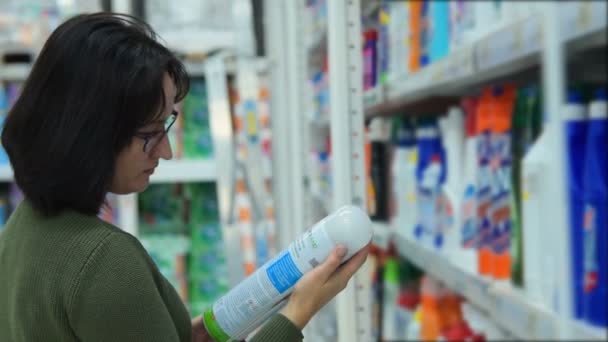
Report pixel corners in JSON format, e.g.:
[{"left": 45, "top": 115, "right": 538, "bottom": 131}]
[{"left": 134, "top": 110, "right": 178, "bottom": 153}]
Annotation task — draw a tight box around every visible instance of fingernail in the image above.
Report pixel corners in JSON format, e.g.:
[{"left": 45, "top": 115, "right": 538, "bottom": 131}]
[{"left": 336, "top": 245, "right": 347, "bottom": 258}]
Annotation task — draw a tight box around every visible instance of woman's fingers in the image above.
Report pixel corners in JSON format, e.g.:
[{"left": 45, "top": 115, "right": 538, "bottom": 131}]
[
  {"left": 308, "top": 245, "right": 348, "bottom": 283},
  {"left": 324, "top": 244, "right": 370, "bottom": 293}
]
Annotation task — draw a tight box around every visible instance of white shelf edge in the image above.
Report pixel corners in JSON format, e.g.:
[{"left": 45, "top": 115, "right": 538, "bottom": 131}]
[
  {"left": 0, "top": 164, "right": 14, "bottom": 182},
  {"left": 0, "top": 64, "right": 31, "bottom": 81},
  {"left": 0, "top": 159, "right": 216, "bottom": 183},
  {"left": 392, "top": 231, "right": 606, "bottom": 341},
  {"left": 149, "top": 158, "right": 216, "bottom": 183}
]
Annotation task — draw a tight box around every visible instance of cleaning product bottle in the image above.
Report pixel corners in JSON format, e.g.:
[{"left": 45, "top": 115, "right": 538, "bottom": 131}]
[
  {"left": 563, "top": 89, "right": 588, "bottom": 319},
  {"left": 429, "top": 0, "right": 450, "bottom": 62},
  {"left": 460, "top": 97, "right": 480, "bottom": 274},
  {"left": 439, "top": 107, "right": 465, "bottom": 259},
  {"left": 382, "top": 256, "right": 401, "bottom": 341},
  {"left": 391, "top": 118, "right": 418, "bottom": 238},
  {"left": 369, "top": 118, "right": 391, "bottom": 221},
  {"left": 416, "top": 118, "right": 445, "bottom": 249},
  {"left": 521, "top": 124, "right": 560, "bottom": 308},
  {"left": 406, "top": 305, "right": 423, "bottom": 340},
  {"left": 510, "top": 85, "right": 543, "bottom": 287},
  {"left": 582, "top": 87, "right": 607, "bottom": 327},
  {"left": 408, "top": 0, "right": 423, "bottom": 72},
  {"left": 489, "top": 84, "right": 517, "bottom": 281},
  {"left": 203, "top": 205, "right": 373, "bottom": 342},
  {"left": 420, "top": 276, "right": 442, "bottom": 341},
  {"left": 476, "top": 89, "right": 494, "bottom": 277},
  {"left": 235, "top": 176, "right": 257, "bottom": 276}
]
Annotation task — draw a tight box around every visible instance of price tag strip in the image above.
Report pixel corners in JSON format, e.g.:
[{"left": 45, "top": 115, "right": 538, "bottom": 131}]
[{"left": 327, "top": 1, "right": 372, "bottom": 341}]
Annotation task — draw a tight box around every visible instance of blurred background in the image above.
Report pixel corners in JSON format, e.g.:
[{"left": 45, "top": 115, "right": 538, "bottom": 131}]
[{"left": 1, "top": 1, "right": 606, "bottom": 341}]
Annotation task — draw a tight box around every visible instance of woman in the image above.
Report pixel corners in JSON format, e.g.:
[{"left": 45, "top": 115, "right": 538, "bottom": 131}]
[{"left": 0, "top": 12, "right": 369, "bottom": 342}]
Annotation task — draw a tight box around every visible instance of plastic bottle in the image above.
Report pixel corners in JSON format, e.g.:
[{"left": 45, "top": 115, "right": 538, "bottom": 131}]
[
  {"left": 408, "top": 0, "right": 423, "bottom": 72},
  {"left": 510, "top": 85, "right": 542, "bottom": 287},
  {"left": 563, "top": 89, "right": 588, "bottom": 319},
  {"left": 406, "top": 306, "right": 423, "bottom": 340},
  {"left": 420, "top": 276, "right": 442, "bottom": 341},
  {"left": 415, "top": 119, "right": 445, "bottom": 248},
  {"left": 459, "top": 98, "right": 480, "bottom": 274},
  {"left": 391, "top": 118, "right": 418, "bottom": 239},
  {"left": 382, "top": 256, "right": 401, "bottom": 341},
  {"left": 203, "top": 205, "right": 373, "bottom": 342},
  {"left": 489, "top": 85, "right": 516, "bottom": 281},
  {"left": 476, "top": 90, "right": 494, "bottom": 277},
  {"left": 521, "top": 129, "right": 555, "bottom": 307},
  {"left": 439, "top": 107, "right": 465, "bottom": 258},
  {"left": 363, "top": 29, "right": 379, "bottom": 91},
  {"left": 582, "top": 88, "right": 607, "bottom": 327},
  {"left": 369, "top": 118, "right": 391, "bottom": 221},
  {"left": 429, "top": 0, "right": 450, "bottom": 62},
  {"left": 235, "top": 177, "right": 256, "bottom": 276}
]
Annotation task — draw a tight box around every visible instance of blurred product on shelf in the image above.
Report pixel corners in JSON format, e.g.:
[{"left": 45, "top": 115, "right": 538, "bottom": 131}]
[
  {"left": 0, "top": 81, "right": 23, "bottom": 165},
  {"left": 232, "top": 71, "right": 277, "bottom": 273},
  {"left": 181, "top": 78, "right": 213, "bottom": 159},
  {"left": 137, "top": 182, "right": 227, "bottom": 313},
  {"left": 0, "top": 82, "right": 7, "bottom": 165},
  {"left": 414, "top": 117, "right": 445, "bottom": 249},
  {"left": 363, "top": 28, "right": 379, "bottom": 91},
  {"left": 563, "top": 88, "right": 589, "bottom": 320},
  {"left": 488, "top": 84, "right": 516, "bottom": 281},
  {"left": 458, "top": 97, "right": 479, "bottom": 275},
  {"left": 510, "top": 85, "right": 542, "bottom": 287},
  {"left": 582, "top": 87, "right": 607, "bottom": 327},
  {"left": 367, "top": 118, "right": 391, "bottom": 221},
  {"left": 438, "top": 107, "right": 464, "bottom": 259},
  {"left": 390, "top": 117, "right": 418, "bottom": 240}
]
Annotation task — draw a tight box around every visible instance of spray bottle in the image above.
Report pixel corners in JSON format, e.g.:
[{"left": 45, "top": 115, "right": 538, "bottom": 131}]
[{"left": 203, "top": 205, "right": 373, "bottom": 341}]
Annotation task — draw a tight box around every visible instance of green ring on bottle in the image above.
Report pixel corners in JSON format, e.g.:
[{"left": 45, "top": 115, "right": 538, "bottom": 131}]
[{"left": 203, "top": 308, "right": 231, "bottom": 342}]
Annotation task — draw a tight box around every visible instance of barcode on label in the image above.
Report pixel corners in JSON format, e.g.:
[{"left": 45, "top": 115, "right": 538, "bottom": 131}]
[{"left": 309, "top": 258, "right": 320, "bottom": 268}]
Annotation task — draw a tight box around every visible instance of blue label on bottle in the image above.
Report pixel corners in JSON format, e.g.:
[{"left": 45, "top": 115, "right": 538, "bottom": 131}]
[{"left": 266, "top": 251, "right": 303, "bottom": 294}]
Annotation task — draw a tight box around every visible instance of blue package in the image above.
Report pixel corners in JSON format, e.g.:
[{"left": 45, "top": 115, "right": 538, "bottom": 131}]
[
  {"left": 564, "top": 89, "right": 588, "bottom": 319},
  {"left": 429, "top": 0, "right": 450, "bottom": 62},
  {"left": 582, "top": 88, "right": 607, "bottom": 327}
]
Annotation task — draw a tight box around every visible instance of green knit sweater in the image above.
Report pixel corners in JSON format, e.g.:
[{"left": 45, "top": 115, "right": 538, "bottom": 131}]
[{"left": 0, "top": 201, "right": 303, "bottom": 342}]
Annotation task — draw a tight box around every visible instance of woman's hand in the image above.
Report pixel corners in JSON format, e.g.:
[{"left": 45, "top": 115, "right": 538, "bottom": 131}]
[
  {"left": 280, "top": 244, "right": 370, "bottom": 329},
  {"left": 191, "top": 315, "right": 214, "bottom": 342}
]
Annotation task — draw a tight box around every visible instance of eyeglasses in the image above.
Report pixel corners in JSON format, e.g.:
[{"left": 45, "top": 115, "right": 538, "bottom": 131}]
[{"left": 134, "top": 110, "right": 178, "bottom": 153}]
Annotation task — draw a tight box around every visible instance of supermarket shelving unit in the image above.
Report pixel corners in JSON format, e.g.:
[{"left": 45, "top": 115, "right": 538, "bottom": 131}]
[
  {"left": 268, "top": 0, "right": 606, "bottom": 340},
  {"left": 366, "top": 1, "right": 606, "bottom": 341}
]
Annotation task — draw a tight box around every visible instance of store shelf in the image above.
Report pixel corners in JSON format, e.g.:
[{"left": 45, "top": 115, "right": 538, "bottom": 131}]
[
  {"left": 150, "top": 159, "right": 216, "bottom": 183},
  {"left": 366, "top": 1, "right": 607, "bottom": 118},
  {"left": 392, "top": 232, "right": 607, "bottom": 341},
  {"left": 0, "top": 63, "right": 31, "bottom": 81},
  {"left": 0, "top": 159, "right": 217, "bottom": 183},
  {"left": 0, "top": 164, "right": 13, "bottom": 182}
]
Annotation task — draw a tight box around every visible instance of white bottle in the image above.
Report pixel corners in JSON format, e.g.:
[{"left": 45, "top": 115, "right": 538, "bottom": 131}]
[
  {"left": 521, "top": 129, "right": 551, "bottom": 305},
  {"left": 439, "top": 107, "right": 465, "bottom": 259},
  {"left": 419, "top": 157, "right": 443, "bottom": 250},
  {"left": 459, "top": 109, "right": 479, "bottom": 274},
  {"left": 203, "top": 205, "right": 373, "bottom": 342},
  {"left": 391, "top": 120, "right": 418, "bottom": 239}
]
